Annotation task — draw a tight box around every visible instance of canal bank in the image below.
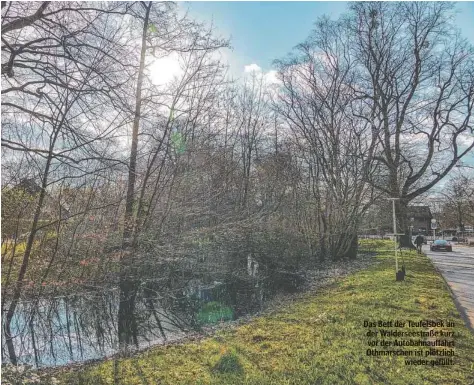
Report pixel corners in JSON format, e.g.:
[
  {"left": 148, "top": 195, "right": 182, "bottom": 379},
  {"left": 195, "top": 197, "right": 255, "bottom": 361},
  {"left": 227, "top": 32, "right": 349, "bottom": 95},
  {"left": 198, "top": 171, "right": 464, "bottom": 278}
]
[
  {"left": 53, "top": 242, "right": 474, "bottom": 384},
  {"left": 4, "top": 241, "right": 474, "bottom": 385}
]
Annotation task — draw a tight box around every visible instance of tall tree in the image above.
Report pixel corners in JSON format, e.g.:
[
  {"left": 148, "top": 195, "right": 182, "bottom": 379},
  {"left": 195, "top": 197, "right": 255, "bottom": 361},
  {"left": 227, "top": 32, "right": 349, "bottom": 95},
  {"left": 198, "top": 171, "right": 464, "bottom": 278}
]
[
  {"left": 274, "top": 18, "right": 376, "bottom": 260},
  {"left": 347, "top": 2, "right": 474, "bottom": 232}
]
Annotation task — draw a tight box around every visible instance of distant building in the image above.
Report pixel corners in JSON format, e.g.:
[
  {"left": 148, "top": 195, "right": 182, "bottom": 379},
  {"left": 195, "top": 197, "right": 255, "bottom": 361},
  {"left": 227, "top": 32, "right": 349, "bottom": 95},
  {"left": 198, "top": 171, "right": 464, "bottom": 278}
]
[
  {"left": 407, "top": 206, "right": 433, "bottom": 235},
  {"left": 360, "top": 203, "right": 434, "bottom": 235}
]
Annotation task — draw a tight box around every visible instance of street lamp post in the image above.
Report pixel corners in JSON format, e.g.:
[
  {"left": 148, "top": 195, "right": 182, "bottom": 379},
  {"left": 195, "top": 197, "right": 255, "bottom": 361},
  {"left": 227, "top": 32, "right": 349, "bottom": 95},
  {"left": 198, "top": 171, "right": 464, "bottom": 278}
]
[
  {"left": 387, "top": 197, "right": 405, "bottom": 281},
  {"left": 431, "top": 219, "right": 437, "bottom": 241}
]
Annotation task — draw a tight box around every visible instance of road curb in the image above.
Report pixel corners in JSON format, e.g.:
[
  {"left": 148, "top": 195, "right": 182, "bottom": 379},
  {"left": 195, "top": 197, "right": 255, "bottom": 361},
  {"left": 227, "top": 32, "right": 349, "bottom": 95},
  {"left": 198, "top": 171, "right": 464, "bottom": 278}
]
[{"left": 424, "top": 252, "right": 474, "bottom": 334}]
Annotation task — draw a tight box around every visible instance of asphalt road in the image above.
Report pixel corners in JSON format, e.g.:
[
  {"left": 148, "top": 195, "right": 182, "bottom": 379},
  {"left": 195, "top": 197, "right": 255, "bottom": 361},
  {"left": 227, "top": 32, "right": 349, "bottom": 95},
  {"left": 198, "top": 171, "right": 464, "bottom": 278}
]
[{"left": 424, "top": 244, "right": 474, "bottom": 330}]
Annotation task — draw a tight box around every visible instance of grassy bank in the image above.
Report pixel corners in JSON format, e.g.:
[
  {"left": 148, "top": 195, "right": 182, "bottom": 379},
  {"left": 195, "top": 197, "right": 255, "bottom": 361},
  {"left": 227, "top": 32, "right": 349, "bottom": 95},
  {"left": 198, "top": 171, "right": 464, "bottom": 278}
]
[{"left": 62, "top": 242, "right": 474, "bottom": 385}]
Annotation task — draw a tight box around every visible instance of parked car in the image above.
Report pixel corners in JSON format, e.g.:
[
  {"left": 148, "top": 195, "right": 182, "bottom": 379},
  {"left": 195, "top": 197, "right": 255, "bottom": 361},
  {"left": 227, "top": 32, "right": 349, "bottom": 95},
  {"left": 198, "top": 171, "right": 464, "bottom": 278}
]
[
  {"left": 430, "top": 239, "right": 453, "bottom": 252},
  {"left": 450, "top": 236, "right": 468, "bottom": 243}
]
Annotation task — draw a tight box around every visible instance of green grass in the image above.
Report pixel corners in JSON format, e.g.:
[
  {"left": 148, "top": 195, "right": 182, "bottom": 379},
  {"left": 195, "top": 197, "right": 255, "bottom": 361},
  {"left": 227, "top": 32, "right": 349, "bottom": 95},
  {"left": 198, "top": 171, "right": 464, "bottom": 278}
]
[
  {"left": 61, "top": 243, "right": 474, "bottom": 385},
  {"left": 2, "top": 238, "right": 29, "bottom": 256}
]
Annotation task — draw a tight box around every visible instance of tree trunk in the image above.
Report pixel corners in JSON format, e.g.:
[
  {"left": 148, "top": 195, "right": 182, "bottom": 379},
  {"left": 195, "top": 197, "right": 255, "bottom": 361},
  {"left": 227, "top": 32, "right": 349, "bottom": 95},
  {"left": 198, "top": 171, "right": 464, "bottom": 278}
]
[
  {"left": 117, "top": 2, "right": 151, "bottom": 370},
  {"left": 397, "top": 198, "right": 416, "bottom": 249},
  {"left": 4, "top": 155, "right": 53, "bottom": 364},
  {"left": 342, "top": 234, "right": 359, "bottom": 259},
  {"left": 122, "top": 2, "right": 151, "bottom": 251},
  {"left": 397, "top": 198, "right": 409, "bottom": 235}
]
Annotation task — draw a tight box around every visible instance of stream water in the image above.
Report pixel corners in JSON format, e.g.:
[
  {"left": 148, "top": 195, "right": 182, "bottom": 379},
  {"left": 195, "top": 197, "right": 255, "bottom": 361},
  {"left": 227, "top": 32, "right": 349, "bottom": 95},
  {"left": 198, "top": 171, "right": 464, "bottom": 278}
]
[{"left": 2, "top": 269, "right": 303, "bottom": 368}]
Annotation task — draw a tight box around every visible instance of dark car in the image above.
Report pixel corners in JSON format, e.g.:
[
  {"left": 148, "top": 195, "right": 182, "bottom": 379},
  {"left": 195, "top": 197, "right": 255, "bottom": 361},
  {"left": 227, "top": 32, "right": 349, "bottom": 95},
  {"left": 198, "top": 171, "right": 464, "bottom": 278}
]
[{"left": 430, "top": 240, "right": 453, "bottom": 252}]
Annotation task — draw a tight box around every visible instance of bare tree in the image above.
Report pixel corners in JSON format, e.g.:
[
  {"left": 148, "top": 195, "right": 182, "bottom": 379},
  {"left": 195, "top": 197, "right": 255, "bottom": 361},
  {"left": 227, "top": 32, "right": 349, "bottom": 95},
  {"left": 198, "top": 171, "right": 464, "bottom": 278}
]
[
  {"left": 346, "top": 2, "right": 474, "bottom": 232},
  {"left": 436, "top": 172, "right": 474, "bottom": 230},
  {"left": 274, "top": 17, "right": 376, "bottom": 260},
  {"left": 1, "top": 1, "right": 129, "bottom": 364}
]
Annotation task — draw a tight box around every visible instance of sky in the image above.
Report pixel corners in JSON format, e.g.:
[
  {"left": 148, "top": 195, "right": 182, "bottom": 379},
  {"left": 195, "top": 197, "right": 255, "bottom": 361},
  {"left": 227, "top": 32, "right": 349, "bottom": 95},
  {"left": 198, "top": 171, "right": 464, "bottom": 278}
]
[
  {"left": 183, "top": 1, "right": 474, "bottom": 177},
  {"left": 150, "top": 1, "right": 474, "bottom": 181},
  {"left": 182, "top": 1, "right": 474, "bottom": 76}
]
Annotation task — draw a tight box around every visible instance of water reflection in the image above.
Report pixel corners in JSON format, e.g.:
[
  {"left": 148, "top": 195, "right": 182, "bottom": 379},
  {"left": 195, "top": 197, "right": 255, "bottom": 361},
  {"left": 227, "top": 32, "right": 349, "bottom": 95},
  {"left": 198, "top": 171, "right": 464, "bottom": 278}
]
[{"left": 2, "top": 270, "right": 303, "bottom": 368}]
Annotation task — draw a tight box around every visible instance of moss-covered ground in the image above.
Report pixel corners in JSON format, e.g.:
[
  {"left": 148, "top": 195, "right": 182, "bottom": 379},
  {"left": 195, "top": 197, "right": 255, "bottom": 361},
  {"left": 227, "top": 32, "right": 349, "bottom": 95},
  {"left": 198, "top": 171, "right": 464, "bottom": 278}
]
[{"left": 61, "top": 242, "right": 474, "bottom": 385}]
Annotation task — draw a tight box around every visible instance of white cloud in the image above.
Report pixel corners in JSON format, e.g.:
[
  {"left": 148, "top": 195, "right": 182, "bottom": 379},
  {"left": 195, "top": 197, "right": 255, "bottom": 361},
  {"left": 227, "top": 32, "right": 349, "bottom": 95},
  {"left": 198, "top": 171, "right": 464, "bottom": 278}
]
[
  {"left": 263, "top": 70, "right": 281, "bottom": 85},
  {"left": 244, "top": 63, "right": 262, "bottom": 73},
  {"left": 243, "top": 65, "right": 281, "bottom": 85},
  {"left": 457, "top": 131, "right": 474, "bottom": 147}
]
